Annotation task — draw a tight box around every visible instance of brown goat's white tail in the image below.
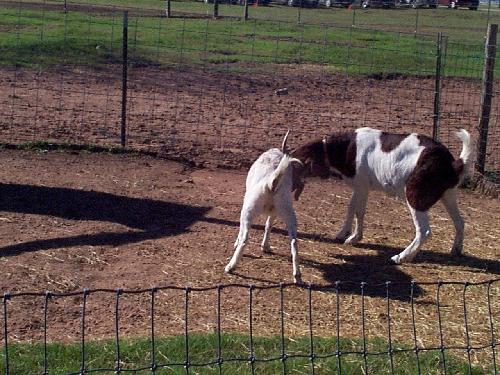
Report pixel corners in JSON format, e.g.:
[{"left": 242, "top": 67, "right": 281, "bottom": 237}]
[{"left": 455, "top": 129, "right": 473, "bottom": 182}]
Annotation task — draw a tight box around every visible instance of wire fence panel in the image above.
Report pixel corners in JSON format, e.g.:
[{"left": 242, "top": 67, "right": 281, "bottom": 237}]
[
  {"left": 0, "top": 280, "right": 498, "bottom": 373},
  {"left": 0, "top": 1, "right": 498, "bottom": 175}
]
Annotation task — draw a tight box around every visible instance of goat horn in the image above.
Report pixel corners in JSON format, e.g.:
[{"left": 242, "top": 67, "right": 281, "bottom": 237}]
[{"left": 282, "top": 129, "right": 291, "bottom": 154}]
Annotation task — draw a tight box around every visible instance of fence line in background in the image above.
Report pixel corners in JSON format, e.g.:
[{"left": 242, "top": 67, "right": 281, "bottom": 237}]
[
  {"left": 9, "top": 0, "right": 499, "bottom": 33},
  {"left": 0, "top": 2, "right": 498, "bottom": 175},
  {"left": 1, "top": 279, "right": 498, "bottom": 374}
]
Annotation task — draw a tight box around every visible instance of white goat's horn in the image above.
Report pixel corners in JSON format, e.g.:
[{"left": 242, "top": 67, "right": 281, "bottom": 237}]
[{"left": 282, "top": 129, "right": 291, "bottom": 154}]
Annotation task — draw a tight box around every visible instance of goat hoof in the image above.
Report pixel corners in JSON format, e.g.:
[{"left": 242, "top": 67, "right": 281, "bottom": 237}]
[
  {"left": 344, "top": 235, "right": 361, "bottom": 245},
  {"left": 294, "top": 275, "right": 303, "bottom": 284},
  {"left": 224, "top": 265, "right": 234, "bottom": 274},
  {"left": 261, "top": 245, "right": 272, "bottom": 254},
  {"left": 334, "top": 232, "right": 350, "bottom": 243}
]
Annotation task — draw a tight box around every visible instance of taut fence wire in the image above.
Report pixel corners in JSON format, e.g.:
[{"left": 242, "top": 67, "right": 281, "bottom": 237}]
[
  {"left": 0, "top": 1, "right": 499, "bottom": 177},
  {"left": 1, "top": 279, "right": 499, "bottom": 374}
]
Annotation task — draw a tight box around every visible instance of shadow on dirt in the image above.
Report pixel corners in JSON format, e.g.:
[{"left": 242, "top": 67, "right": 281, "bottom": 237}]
[
  {"left": 215, "top": 218, "right": 498, "bottom": 301},
  {"left": 418, "top": 252, "right": 500, "bottom": 274},
  {"left": 231, "top": 263, "right": 424, "bottom": 302},
  {"left": 209, "top": 216, "right": 424, "bottom": 300},
  {"left": 0, "top": 183, "right": 210, "bottom": 256},
  {"left": 204, "top": 216, "right": 344, "bottom": 245},
  {"left": 264, "top": 250, "right": 425, "bottom": 302},
  {"left": 354, "top": 242, "right": 500, "bottom": 275}
]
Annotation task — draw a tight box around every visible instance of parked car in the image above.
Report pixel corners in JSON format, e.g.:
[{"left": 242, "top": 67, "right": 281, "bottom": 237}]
[
  {"left": 204, "top": 0, "right": 232, "bottom": 4},
  {"left": 361, "top": 0, "right": 396, "bottom": 7},
  {"left": 204, "top": 0, "right": 271, "bottom": 5},
  {"left": 318, "top": 0, "right": 355, "bottom": 7},
  {"left": 438, "top": 0, "right": 478, "bottom": 8},
  {"left": 244, "top": 0, "right": 271, "bottom": 4},
  {"left": 204, "top": 0, "right": 238, "bottom": 4},
  {"left": 282, "top": 0, "right": 320, "bottom": 7},
  {"left": 399, "top": 0, "right": 437, "bottom": 7}
]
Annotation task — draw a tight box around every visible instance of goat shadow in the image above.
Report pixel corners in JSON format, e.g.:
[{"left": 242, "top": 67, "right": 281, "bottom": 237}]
[
  {"left": 0, "top": 183, "right": 211, "bottom": 256},
  {"left": 207, "top": 215, "right": 423, "bottom": 301},
  {"left": 218, "top": 221, "right": 498, "bottom": 301},
  {"left": 355, "top": 243, "right": 500, "bottom": 275},
  {"left": 260, "top": 246, "right": 424, "bottom": 302}
]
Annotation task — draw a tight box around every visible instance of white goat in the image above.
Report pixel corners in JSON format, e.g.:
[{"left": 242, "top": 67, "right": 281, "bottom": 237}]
[{"left": 224, "top": 132, "right": 303, "bottom": 283}]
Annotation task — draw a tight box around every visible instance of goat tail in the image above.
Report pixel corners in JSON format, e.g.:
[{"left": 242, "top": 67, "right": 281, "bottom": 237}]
[
  {"left": 269, "top": 154, "right": 301, "bottom": 193},
  {"left": 281, "top": 129, "right": 291, "bottom": 154},
  {"left": 454, "top": 129, "right": 474, "bottom": 182}
]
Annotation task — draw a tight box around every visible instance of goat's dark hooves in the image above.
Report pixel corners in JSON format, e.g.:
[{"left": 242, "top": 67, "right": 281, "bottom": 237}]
[
  {"left": 294, "top": 277, "right": 303, "bottom": 285},
  {"left": 262, "top": 247, "right": 272, "bottom": 254}
]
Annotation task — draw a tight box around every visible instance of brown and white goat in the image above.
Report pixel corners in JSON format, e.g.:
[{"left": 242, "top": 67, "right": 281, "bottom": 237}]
[
  {"left": 225, "top": 132, "right": 304, "bottom": 282},
  {"left": 291, "top": 127, "right": 473, "bottom": 264}
]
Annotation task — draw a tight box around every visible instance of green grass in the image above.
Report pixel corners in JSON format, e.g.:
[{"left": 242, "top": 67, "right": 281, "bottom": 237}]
[
  {"left": 11, "top": 0, "right": 500, "bottom": 41},
  {"left": 0, "top": 333, "right": 490, "bottom": 374},
  {"left": 0, "top": 2, "right": 497, "bottom": 77}
]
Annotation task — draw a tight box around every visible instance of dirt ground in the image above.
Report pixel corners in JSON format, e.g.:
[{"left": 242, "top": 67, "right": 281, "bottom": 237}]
[{"left": 0, "top": 149, "right": 498, "bottom": 369}]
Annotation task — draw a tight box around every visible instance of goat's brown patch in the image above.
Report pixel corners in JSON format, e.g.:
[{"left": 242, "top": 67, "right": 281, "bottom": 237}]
[
  {"left": 325, "top": 132, "right": 357, "bottom": 178},
  {"left": 380, "top": 132, "right": 406, "bottom": 152},
  {"left": 291, "top": 139, "right": 330, "bottom": 178},
  {"left": 291, "top": 131, "right": 356, "bottom": 179},
  {"left": 406, "top": 137, "right": 461, "bottom": 212}
]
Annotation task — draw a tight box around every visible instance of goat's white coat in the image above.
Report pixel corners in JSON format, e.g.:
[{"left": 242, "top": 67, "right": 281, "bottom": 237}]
[
  {"left": 225, "top": 148, "right": 302, "bottom": 282},
  {"left": 331, "top": 127, "right": 473, "bottom": 263},
  {"left": 341, "top": 128, "right": 424, "bottom": 196}
]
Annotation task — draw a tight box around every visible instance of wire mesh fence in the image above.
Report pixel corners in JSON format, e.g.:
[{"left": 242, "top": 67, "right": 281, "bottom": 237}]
[
  {"left": 0, "top": 1, "right": 499, "bottom": 175},
  {"left": 1, "top": 279, "right": 498, "bottom": 373}
]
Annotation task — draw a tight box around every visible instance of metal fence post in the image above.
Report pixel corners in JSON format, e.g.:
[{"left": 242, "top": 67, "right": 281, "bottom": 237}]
[
  {"left": 244, "top": 0, "right": 249, "bottom": 20},
  {"left": 414, "top": 7, "right": 419, "bottom": 34},
  {"left": 213, "top": 0, "right": 219, "bottom": 18},
  {"left": 432, "top": 32, "right": 443, "bottom": 141},
  {"left": 121, "top": 11, "right": 128, "bottom": 148},
  {"left": 477, "top": 23, "right": 497, "bottom": 174},
  {"left": 165, "top": 0, "right": 171, "bottom": 18},
  {"left": 298, "top": 0, "right": 302, "bottom": 23}
]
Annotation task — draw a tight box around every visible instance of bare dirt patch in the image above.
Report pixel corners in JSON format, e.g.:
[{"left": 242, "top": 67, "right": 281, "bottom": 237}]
[{"left": 0, "top": 149, "right": 497, "bottom": 368}]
